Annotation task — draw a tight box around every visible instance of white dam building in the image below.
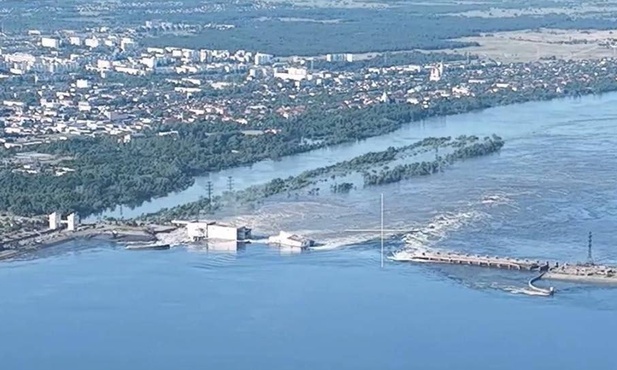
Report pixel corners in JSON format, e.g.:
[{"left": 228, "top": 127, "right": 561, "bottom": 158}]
[
  {"left": 268, "top": 231, "right": 314, "bottom": 249},
  {"left": 174, "top": 221, "right": 251, "bottom": 242}
]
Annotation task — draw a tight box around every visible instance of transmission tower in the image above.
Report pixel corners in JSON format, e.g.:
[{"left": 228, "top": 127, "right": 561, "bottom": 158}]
[
  {"left": 227, "top": 176, "right": 234, "bottom": 193},
  {"left": 206, "top": 181, "right": 213, "bottom": 213},
  {"left": 587, "top": 231, "right": 593, "bottom": 265}
]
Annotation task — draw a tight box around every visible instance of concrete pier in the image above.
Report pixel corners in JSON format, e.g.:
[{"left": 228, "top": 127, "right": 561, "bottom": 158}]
[
  {"left": 0, "top": 223, "right": 174, "bottom": 260},
  {"left": 392, "top": 250, "right": 543, "bottom": 271},
  {"left": 392, "top": 249, "right": 617, "bottom": 286}
]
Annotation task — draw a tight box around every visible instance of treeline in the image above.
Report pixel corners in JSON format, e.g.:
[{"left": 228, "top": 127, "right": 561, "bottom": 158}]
[
  {"left": 142, "top": 9, "right": 617, "bottom": 56},
  {"left": 251, "top": 136, "right": 454, "bottom": 198},
  {"left": 0, "top": 128, "right": 318, "bottom": 216},
  {"left": 331, "top": 182, "right": 354, "bottom": 194},
  {"left": 364, "top": 135, "right": 504, "bottom": 185}
]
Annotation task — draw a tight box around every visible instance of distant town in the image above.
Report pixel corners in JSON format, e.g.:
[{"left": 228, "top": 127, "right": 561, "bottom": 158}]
[{"left": 1, "top": 21, "right": 617, "bottom": 156}]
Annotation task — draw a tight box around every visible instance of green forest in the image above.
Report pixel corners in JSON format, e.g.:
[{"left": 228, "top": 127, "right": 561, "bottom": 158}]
[{"left": 363, "top": 135, "right": 504, "bottom": 185}]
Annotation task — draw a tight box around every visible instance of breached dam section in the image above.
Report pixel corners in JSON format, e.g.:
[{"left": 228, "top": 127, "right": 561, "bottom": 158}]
[
  {"left": 391, "top": 247, "right": 617, "bottom": 292},
  {"left": 390, "top": 249, "right": 543, "bottom": 270}
]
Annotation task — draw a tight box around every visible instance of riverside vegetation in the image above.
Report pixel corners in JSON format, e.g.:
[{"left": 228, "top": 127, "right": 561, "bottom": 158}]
[{"left": 141, "top": 135, "right": 504, "bottom": 222}]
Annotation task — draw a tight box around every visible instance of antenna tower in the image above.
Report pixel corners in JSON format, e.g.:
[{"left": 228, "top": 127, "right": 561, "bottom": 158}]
[
  {"left": 344, "top": 194, "right": 413, "bottom": 267},
  {"left": 380, "top": 193, "right": 384, "bottom": 268}
]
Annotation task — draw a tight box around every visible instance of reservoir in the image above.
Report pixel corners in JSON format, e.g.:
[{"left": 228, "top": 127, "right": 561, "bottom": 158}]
[{"left": 3, "top": 93, "right": 617, "bottom": 369}]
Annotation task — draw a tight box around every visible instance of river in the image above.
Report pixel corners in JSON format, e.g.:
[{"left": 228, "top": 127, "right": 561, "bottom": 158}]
[
  {"left": 3, "top": 93, "right": 617, "bottom": 369},
  {"left": 91, "top": 92, "right": 617, "bottom": 221}
]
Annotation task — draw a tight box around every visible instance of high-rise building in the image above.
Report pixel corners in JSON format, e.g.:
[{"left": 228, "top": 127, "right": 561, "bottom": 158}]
[
  {"left": 429, "top": 62, "right": 444, "bottom": 82},
  {"left": 84, "top": 37, "right": 100, "bottom": 49},
  {"left": 69, "top": 36, "right": 81, "bottom": 46},
  {"left": 254, "top": 53, "right": 273, "bottom": 65},
  {"left": 41, "top": 37, "right": 60, "bottom": 48},
  {"left": 326, "top": 53, "right": 354, "bottom": 63},
  {"left": 76, "top": 79, "right": 89, "bottom": 89}
]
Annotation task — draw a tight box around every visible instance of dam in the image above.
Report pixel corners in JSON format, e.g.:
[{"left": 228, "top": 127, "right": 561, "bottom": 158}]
[
  {"left": 390, "top": 249, "right": 544, "bottom": 271},
  {"left": 391, "top": 248, "right": 617, "bottom": 290}
]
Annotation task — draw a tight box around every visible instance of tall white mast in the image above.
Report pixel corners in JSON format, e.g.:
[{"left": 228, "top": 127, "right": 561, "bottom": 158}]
[{"left": 381, "top": 193, "right": 384, "bottom": 268}]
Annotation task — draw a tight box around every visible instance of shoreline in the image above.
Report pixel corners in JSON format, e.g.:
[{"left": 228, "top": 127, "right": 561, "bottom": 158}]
[
  {"left": 544, "top": 272, "right": 617, "bottom": 285},
  {"left": 88, "top": 88, "right": 617, "bottom": 221},
  {"left": 0, "top": 223, "right": 167, "bottom": 260}
]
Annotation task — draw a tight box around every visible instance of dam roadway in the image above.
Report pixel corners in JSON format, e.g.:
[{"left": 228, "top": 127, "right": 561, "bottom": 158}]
[
  {"left": 391, "top": 249, "right": 617, "bottom": 289},
  {"left": 391, "top": 250, "right": 544, "bottom": 271}
]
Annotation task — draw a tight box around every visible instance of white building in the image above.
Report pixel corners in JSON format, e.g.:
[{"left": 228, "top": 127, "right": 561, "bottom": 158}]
[
  {"left": 120, "top": 38, "right": 135, "bottom": 51},
  {"left": 97, "top": 59, "right": 112, "bottom": 70},
  {"left": 140, "top": 56, "right": 157, "bottom": 69},
  {"left": 199, "top": 49, "right": 212, "bottom": 63},
  {"left": 268, "top": 231, "right": 314, "bottom": 249},
  {"left": 185, "top": 221, "right": 251, "bottom": 242},
  {"left": 41, "top": 37, "right": 60, "bottom": 49},
  {"left": 274, "top": 67, "right": 309, "bottom": 81},
  {"left": 78, "top": 101, "right": 91, "bottom": 112},
  {"left": 326, "top": 53, "right": 353, "bottom": 63},
  {"left": 84, "top": 37, "right": 100, "bottom": 49},
  {"left": 48, "top": 212, "right": 79, "bottom": 231},
  {"left": 147, "top": 47, "right": 165, "bottom": 54},
  {"left": 69, "top": 36, "right": 81, "bottom": 46},
  {"left": 66, "top": 213, "right": 79, "bottom": 231},
  {"left": 254, "top": 53, "right": 273, "bottom": 65},
  {"left": 182, "top": 49, "right": 198, "bottom": 61},
  {"left": 76, "top": 79, "right": 89, "bottom": 89},
  {"left": 429, "top": 62, "right": 444, "bottom": 82},
  {"left": 49, "top": 212, "right": 61, "bottom": 230}
]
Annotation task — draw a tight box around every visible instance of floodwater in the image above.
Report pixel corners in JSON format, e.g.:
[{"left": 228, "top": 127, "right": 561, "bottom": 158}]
[{"left": 3, "top": 93, "right": 617, "bottom": 369}]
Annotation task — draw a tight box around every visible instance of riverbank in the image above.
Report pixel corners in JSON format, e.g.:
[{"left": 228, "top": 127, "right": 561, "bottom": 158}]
[
  {"left": 544, "top": 272, "right": 617, "bottom": 284},
  {"left": 0, "top": 223, "right": 176, "bottom": 260},
  {"left": 91, "top": 89, "right": 617, "bottom": 222}
]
